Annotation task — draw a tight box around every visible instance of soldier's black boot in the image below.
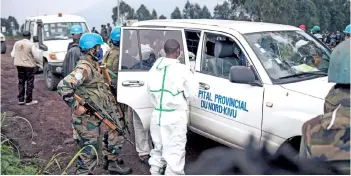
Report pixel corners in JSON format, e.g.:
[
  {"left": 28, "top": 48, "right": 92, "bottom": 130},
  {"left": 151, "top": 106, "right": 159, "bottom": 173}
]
[{"left": 108, "top": 159, "right": 132, "bottom": 175}]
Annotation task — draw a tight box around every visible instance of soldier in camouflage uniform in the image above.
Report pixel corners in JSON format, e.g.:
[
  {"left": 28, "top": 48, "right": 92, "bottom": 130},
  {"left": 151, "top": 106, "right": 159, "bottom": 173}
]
[
  {"left": 57, "top": 33, "right": 132, "bottom": 175},
  {"left": 101, "top": 26, "right": 120, "bottom": 88},
  {"left": 299, "top": 40, "right": 350, "bottom": 161}
]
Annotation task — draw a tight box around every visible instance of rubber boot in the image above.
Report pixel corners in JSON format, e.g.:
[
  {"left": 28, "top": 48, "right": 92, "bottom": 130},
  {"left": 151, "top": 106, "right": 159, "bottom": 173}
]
[{"left": 108, "top": 159, "right": 132, "bottom": 175}]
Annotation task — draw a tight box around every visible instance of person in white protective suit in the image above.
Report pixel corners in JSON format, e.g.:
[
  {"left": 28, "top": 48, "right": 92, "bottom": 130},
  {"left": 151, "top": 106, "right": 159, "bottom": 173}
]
[
  {"left": 133, "top": 110, "right": 153, "bottom": 164},
  {"left": 147, "top": 39, "right": 199, "bottom": 175}
]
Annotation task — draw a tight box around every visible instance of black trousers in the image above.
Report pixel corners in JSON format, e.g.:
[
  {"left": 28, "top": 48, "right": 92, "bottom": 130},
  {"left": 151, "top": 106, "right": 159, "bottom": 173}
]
[{"left": 17, "top": 66, "right": 36, "bottom": 103}]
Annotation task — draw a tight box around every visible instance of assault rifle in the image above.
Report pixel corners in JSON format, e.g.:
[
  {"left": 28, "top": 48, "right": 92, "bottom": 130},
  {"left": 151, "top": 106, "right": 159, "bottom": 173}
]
[
  {"left": 100, "top": 64, "right": 131, "bottom": 135},
  {"left": 74, "top": 94, "right": 134, "bottom": 146}
]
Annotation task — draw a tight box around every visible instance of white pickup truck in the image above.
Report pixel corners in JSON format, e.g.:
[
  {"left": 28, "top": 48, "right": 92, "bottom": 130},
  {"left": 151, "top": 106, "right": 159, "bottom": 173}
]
[
  {"left": 117, "top": 19, "right": 334, "bottom": 156},
  {"left": 23, "top": 13, "right": 110, "bottom": 90}
]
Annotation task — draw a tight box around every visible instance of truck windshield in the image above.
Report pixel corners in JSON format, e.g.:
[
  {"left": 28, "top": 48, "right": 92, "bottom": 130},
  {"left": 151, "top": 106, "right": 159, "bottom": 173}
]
[
  {"left": 43, "top": 22, "right": 88, "bottom": 41},
  {"left": 243, "top": 31, "right": 331, "bottom": 83}
]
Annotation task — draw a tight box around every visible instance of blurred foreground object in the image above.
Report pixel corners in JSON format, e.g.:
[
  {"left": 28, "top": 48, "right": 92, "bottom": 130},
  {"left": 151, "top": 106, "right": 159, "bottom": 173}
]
[{"left": 186, "top": 136, "right": 348, "bottom": 175}]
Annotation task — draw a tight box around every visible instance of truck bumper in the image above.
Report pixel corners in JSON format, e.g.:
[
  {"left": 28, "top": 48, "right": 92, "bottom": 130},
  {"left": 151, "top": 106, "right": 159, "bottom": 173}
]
[{"left": 48, "top": 62, "right": 63, "bottom": 75}]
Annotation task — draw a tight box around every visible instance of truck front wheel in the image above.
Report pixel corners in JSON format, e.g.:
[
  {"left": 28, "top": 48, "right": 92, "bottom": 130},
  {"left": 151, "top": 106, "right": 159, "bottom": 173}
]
[{"left": 44, "top": 62, "right": 60, "bottom": 91}]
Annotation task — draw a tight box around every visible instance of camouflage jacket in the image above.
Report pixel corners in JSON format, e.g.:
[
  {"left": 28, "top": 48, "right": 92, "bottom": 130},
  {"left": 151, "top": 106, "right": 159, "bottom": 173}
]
[
  {"left": 324, "top": 85, "right": 350, "bottom": 113},
  {"left": 57, "top": 56, "right": 116, "bottom": 113},
  {"left": 101, "top": 46, "right": 119, "bottom": 81},
  {"left": 302, "top": 87, "right": 350, "bottom": 161}
]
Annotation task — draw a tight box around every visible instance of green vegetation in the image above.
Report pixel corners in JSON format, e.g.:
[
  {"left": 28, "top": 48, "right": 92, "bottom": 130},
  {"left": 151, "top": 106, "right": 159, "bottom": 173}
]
[
  {"left": 1, "top": 112, "right": 99, "bottom": 175},
  {"left": 1, "top": 112, "right": 37, "bottom": 175},
  {"left": 112, "top": 0, "right": 350, "bottom": 31}
]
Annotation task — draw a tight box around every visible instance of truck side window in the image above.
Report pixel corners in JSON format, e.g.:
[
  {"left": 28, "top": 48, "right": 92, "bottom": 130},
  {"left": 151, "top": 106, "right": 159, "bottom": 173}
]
[
  {"left": 200, "top": 33, "right": 246, "bottom": 78},
  {"left": 24, "top": 21, "right": 30, "bottom": 31},
  {"left": 185, "top": 30, "right": 201, "bottom": 58},
  {"left": 121, "top": 29, "right": 186, "bottom": 71},
  {"left": 29, "top": 22, "right": 35, "bottom": 35}
]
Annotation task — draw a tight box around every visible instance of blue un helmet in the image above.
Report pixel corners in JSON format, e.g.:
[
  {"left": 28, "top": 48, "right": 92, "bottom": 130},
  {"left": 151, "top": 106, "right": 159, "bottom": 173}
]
[
  {"left": 79, "top": 33, "right": 104, "bottom": 51},
  {"left": 328, "top": 40, "right": 350, "bottom": 84},
  {"left": 70, "top": 25, "right": 83, "bottom": 35},
  {"left": 110, "top": 26, "right": 121, "bottom": 42},
  {"left": 343, "top": 24, "right": 350, "bottom": 34}
]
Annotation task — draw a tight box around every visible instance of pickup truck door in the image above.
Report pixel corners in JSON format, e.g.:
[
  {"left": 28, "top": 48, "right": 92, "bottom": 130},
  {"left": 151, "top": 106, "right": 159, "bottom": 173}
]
[
  {"left": 189, "top": 30, "right": 264, "bottom": 147},
  {"left": 117, "top": 27, "right": 190, "bottom": 131}
]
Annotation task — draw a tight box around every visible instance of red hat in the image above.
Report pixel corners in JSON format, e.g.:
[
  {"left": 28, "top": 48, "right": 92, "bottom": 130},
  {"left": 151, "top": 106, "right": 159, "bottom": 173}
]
[{"left": 299, "top": 24, "right": 306, "bottom": 30}]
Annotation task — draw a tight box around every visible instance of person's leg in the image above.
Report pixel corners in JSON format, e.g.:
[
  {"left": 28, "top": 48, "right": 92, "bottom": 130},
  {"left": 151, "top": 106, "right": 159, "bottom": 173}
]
[
  {"left": 162, "top": 111, "right": 188, "bottom": 175},
  {"left": 16, "top": 66, "right": 26, "bottom": 104},
  {"left": 72, "top": 114, "right": 100, "bottom": 175},
  {"left": 102, "top": 123, "right": 132, "bottom": 175},
  {"left": 25, "top": 67, "right": 37, "bottom": 104},
  {"left": 133, "top": 110, "right": 152, "bottom": 163},
  {"left": 149, "top": 113, "right": 166, "bottom": 175}
]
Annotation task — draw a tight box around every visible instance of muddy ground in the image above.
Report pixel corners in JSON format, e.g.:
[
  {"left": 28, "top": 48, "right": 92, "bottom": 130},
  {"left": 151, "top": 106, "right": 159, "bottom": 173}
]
[{"left": 1, "top": 40, "right": 221, "bottom": 175}]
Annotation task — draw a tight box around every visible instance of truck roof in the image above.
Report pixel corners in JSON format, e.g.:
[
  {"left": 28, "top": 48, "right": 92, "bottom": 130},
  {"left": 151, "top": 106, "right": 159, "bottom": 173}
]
[
  {"left": 132, "top": 19, "right": 301, "bottom": 34},
  {"left": 25, "top": 14, "right": 87, "bottom": 24}
]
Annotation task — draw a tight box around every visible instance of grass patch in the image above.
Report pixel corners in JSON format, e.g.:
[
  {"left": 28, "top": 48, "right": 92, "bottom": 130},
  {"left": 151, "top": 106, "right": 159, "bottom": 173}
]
[
  {"left": 1, "top": 112, "right": 38, "bottom": 175},
  {"left": 1, "top": 112, "right": 100, "bottom": 175}
]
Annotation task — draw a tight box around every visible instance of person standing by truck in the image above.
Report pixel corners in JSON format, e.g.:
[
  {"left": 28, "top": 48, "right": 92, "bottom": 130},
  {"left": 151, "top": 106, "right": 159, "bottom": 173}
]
[
  {"left": 311, "top": 26, "right": 323, "bottom": 41},
  {"left": 57, "top": 33, "right": 132, "bottom": 175},
  {"left": 299, "top": 40, "right": 350, "bottom": 161},
  {"left": 107, "top": 23, "right": 112, "bottom": 38},
  {"left": 101, "top": 26, "right": 120, "bottom": 89},
  {"left": 147, "top": 39, "right": 199, "bottom": 175},
  {"left": 11, "top": 31, "right": 41, "bottom": 105},
  {"left": 67, "top": 25, "right": 83, "bottom": 51},
  {"left": 63, "top": 25, "right": 84, "bottom": 77},
  {"left": 101, "top": 25, "right": 108, "bottom": 43}
]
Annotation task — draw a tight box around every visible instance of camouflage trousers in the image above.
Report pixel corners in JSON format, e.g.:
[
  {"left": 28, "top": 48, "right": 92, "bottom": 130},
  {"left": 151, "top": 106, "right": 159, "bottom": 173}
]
[{"left": 72, "top": 113, "right": 124, "bottom": 175}]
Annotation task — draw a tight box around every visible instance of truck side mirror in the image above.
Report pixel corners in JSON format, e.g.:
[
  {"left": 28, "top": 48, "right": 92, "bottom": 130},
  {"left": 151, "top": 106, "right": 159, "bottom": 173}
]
[
  {"left": 39, "top": 44, "right": 48, "bottom": 51},
  {"left": 229, "top": 66, "right": 262, "bottom": 87},
  {"left": 36, "top": 19, "right": 48, "bottom": 51}
]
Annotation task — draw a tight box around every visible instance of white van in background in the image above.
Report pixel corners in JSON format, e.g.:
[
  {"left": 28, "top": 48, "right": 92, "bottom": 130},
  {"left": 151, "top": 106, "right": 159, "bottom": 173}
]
[{"left": 23, "top": 13, "right": 110, "bottom": 90}]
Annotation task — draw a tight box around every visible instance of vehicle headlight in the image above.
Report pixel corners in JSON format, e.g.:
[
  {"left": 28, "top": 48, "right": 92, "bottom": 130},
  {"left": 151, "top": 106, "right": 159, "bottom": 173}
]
[{"left": 49, "top": 53, "right": 57, "bottom": 60}]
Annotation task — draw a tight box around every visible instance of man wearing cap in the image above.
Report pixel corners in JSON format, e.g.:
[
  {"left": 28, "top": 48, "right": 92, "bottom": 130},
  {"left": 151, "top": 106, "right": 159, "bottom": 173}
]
[{"left": 11, "top": 31, "right": 41, "bottom": 105}]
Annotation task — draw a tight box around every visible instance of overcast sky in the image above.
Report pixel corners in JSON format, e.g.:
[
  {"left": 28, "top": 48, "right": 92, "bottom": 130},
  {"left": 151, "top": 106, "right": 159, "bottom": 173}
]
[{"left": 1, "top": 0, "right": 224, "bottom": 30}]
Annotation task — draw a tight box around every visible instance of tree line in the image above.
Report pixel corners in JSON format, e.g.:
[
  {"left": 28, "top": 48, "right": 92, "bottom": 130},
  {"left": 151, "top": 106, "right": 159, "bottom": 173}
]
[
  {"left": 1, "top": 16, "right": 20, "bottom": 36},
  {"left": 112, "top": 0, "right": 350, "bottom": 32}
]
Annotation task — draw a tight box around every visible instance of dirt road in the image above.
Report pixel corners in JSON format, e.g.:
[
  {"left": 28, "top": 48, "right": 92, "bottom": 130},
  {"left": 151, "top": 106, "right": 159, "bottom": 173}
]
[{"left": 1, "top": 40, "right": 221, "bottom": 174}]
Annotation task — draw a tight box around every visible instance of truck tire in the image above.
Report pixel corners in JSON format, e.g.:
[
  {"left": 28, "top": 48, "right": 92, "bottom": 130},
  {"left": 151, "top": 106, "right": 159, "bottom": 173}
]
[
  {"left": 44, "top": 62, "right": 60, "bottom": 91},
  {"left": 1, "top": 41, "right": 6, "bottom": 54}
]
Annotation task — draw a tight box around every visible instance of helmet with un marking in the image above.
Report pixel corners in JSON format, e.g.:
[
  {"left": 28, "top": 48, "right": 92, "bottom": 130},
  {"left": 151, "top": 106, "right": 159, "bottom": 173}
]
[
  {"left": 110, "top": 26, "right": 121, "bottom": 42},
  {"left": 312, "top": 26, "right": 321, "bottom": 32},
  {"left": 70, "top": 25, "right": 83, "bottom": 34},
  {"left": 79, "top": 33, "right": 104, "bottom": 51},
  {"left": 328, "top": 40, "right": 350, "bottom": 84}
]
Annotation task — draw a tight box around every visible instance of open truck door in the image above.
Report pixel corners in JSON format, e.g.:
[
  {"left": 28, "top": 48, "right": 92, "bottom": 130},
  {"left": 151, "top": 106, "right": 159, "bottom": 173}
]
[{"left": 117, "top": 27, "right": 190, "bottom": 130}]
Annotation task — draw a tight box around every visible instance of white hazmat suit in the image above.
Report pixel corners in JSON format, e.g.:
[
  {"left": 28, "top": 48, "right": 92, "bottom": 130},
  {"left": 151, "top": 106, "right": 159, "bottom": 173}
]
[{"left": 147, "top": 57, "right": 199, "bottom": 175}]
